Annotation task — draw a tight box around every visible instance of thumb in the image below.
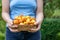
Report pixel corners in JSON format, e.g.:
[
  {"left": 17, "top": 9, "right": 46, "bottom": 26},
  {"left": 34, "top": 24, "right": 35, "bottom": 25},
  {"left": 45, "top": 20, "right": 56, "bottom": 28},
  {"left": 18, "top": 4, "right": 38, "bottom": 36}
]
[
  {"left": 10, "top": 20, "right": 13, "bottom": 25},
  {"left": 34, "top": 22, "right": 39, "bottom": 25},
  {"left": 8, "top": 20, "right": 13, "bottom": 26}
]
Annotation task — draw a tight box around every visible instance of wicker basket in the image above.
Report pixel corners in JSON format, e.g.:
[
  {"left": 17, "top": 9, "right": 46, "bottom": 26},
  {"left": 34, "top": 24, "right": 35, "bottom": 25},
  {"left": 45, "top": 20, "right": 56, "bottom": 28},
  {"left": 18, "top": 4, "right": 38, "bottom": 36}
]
[
  {"left": 13, "top": 15, "right": 36, "bottom": 32},
  {"left": 18, "top": 24, "right": 37, "bottom": 32}
]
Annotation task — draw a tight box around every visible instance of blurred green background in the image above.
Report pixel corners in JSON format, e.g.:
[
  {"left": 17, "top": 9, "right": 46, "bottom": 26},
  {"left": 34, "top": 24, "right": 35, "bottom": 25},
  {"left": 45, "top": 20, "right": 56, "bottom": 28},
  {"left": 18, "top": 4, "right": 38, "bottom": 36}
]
[{"left": 0, "top": 0, "right": 60, "bottom": 40}]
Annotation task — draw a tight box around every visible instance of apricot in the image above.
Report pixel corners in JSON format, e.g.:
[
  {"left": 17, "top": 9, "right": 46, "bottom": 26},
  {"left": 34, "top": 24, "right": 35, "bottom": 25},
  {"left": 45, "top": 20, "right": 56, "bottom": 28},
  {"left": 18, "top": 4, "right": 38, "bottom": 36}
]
[
  {"left": 22, "top": 16, "right": 26, "bottom": 22},
  {"left": 24, "top": 22, "right": 27, "bottom": 25},
  {"left": 19, "top": 23, "right": 24, "bottom": 25},
  {"left": 26, "top": 19, "right": 30, "bottom": 24},
  {"left": 15, "top": 16, "right": 19, "bottom": 19},
  {"left": 18, "top": 19, "right": 23, "bottom": 23},
  {"left": 30, "top": 20, "right": 35, "bottom": 24},
  {"left": 25, "top": 16, "right": 31, "bottom": 19},
  {"left": 30, "top": 17, "right": 35, "bottom": 21},
  {"left": 18, "top": 17, "right": 22, "bottom": 20},
  {"left": 13, "top": 19, "right": 19, "bottom": 25}
]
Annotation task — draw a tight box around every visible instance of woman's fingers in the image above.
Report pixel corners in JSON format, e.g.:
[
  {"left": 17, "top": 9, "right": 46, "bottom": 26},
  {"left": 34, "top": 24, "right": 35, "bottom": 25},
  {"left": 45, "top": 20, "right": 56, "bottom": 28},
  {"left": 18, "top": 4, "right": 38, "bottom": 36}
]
[
  {"left": 7, "top": 22, "right": 13, "bottom": 27},
  {"left": 12, "top": 25, "right": 18, "bottom": 28},
  {"left": 28, "top": 25, "right": 40, "bottom": 32},
  {"left": 9, "top": 28, "right": 19, "bottom": 32},
  {"left": 9, "top": 25, "right": 18, "bottom": 29},
  {"left": 7, "top": 19, "right": 13, "bottom": 27},
  {"left": 34, "top": 22, "right": 39, "bottom": 26}
]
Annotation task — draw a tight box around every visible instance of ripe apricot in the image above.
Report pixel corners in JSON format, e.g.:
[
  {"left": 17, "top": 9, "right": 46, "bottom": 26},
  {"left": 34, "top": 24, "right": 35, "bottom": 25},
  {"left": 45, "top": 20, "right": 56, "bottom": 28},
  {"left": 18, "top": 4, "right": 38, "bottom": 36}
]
[
  {"left": 24, "top": 22, "right": 27, "bottom": 25},
  {"left": 13, "top": 19, "right": 19, "bottom": 25},
  {"left": 30, "top": 20, "right": 35, "bottom": 24},
  {"left": 30, "top": 17, "right": 35, "bottom": 21},
  {"left": 25, "top": 16, "right": 31, "bottom": 19},
  {"left": 22, "top": 16, "right": 26, "bottom": 22},
  {"left": 26, "top": 19, "right": 30, "bottom": 24},
  {"left": 19, "top": 23, "right": 24, "bottom": 25},
  {"left": 15, "top": 16, "right": 19, "bottom": 19}
]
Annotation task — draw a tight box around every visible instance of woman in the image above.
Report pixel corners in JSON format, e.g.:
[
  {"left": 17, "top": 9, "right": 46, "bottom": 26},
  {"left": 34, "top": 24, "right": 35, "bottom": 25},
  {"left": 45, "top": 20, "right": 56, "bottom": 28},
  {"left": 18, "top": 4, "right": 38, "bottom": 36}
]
[{"left": 2, "top": 0, "right": 44, "bottom": 40}]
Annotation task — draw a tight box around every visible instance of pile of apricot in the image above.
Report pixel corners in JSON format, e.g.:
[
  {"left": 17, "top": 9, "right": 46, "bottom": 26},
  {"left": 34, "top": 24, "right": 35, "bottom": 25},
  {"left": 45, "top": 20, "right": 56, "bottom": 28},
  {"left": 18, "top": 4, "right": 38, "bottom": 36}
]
[{"left": 13, "top": 15, "right": 36, "bottom": 26}]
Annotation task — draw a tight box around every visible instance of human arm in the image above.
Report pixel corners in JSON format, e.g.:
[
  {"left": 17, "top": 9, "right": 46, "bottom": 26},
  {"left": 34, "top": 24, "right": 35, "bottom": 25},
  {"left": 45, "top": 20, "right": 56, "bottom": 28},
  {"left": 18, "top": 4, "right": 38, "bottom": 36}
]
[
  {"left": 2, "top": 0, "right": 12, "bottom": 23},
  {"left": 2, "top": 0, "right": 19, "bottom": 32},
  {"left": 29, "top": 0, "right": 44, "bottom": 32}
]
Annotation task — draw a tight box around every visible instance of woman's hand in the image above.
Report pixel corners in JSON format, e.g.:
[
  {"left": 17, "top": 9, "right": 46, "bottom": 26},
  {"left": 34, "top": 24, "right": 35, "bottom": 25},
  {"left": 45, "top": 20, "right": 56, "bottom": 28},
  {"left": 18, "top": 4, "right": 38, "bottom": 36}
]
[
  {"left": 7, "top": 19, "right": 19, "bottom": 32},
  {"left": 28, "top": 22, "right": 40, "bottom": 33},
  {"left": 9, "top": 25, "right": 19, "bottom": 32},
  {"left": 7, "top": 19, "right": 13, "bottom": 28},
  {"left": 7, "top": 19, "right": 17, "bottom": 28}
]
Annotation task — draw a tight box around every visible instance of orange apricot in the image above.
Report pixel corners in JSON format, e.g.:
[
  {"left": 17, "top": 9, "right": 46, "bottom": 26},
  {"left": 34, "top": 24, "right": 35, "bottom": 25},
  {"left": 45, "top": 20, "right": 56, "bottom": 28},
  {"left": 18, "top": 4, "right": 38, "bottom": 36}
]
[
  {"left": 30, "top": 18, "right": 36, "bottom": 21},
  {"left": 26, "top": 19, "right": 30, "bottom": 23},
  {"left": 30, "top": 20, "right": 35, "bottom": 24},
  {"left": 13, "top": 19, "right": 19, "bottom": 25},
  {"left": 19, "top": 23, "right": 24, "bottom": 25},
  {"left": 25, "top": 16, "right": 31, "bottom": 19},
  {"left": 24, "top": 22, "right": 27, "bottom": 25},
  {"left": 15, "top": 16, "right": 19, "bottom": 19},
  {"left": 22, "top": 16, "right": 26, "bottom": 21}
]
